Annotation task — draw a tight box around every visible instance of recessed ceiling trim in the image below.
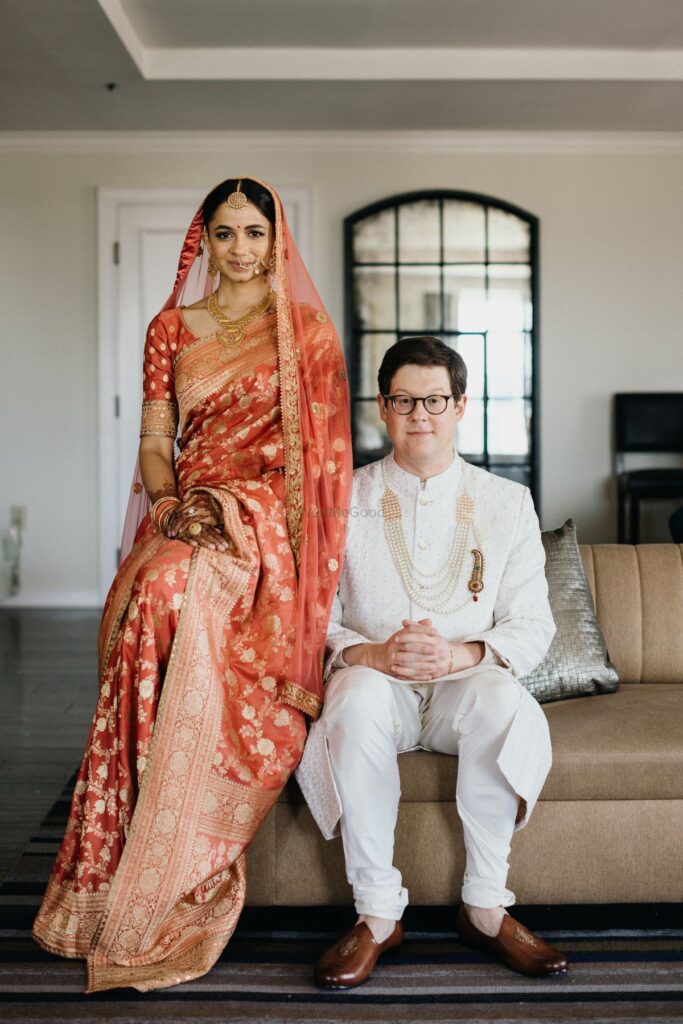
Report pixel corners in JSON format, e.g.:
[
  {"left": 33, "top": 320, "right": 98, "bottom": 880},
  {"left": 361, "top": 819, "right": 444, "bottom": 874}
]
[
  {"left": 144, "top": 47, "right": 683, "bottom": 82},
  {"left": 3, "top": 131, "right": 683, "bottom": 154},
  {"left": 98, "top": 0, "right": 149, "bottom": 75},
  {"left": 97, "top": 3, "right": 683, "bottom": 82}
]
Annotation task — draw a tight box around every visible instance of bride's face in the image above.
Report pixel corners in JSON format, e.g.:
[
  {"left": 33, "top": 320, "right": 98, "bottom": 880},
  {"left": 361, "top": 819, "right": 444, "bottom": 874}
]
[{"left": 206, "top": 199, "right": 274, "bottom": 284}]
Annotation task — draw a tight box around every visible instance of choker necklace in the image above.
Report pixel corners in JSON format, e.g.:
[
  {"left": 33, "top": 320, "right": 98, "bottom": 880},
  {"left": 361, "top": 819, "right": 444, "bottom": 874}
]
[
  {"left": 207, "top": 289, "right": 273, "bottom": 346},
  {"left": 380, "top": 459, "right": 485, "bottom": 614}
]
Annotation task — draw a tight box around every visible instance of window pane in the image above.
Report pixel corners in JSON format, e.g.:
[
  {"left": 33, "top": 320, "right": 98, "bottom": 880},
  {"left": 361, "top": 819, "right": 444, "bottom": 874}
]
[
  {"left": 398, "top": 267, "right": 441, "bottom": 331},
  {"left": 489, "top": 464, "right": 531, "bottom": 487},
  {"left": 488, "top": 208, "right": 531, "bottom": 262},
  {"left": 487, "top": 332, "right": 530, "bottom": 398},
  {"left": 359, "top": 333, "right": 397, "bottom": 397},
  {"left": 487, "top": 265, "right": 532, "bottom": 331},
  {"left": 454, "top": 334, "right": 484, "bottom": 398},
  {"left": 398, "top": 200, "right": 440, "bottom": 263},
  {"left": 354, "top": 267, "right": 396, "bottom": 330},
  {"left": 443, "top": 266, "right": 487, "bottom": 332},
  {"left": 457, "top": 398, "right": 484, "bottom": 457},
  {"left": 353, "top": 207, "right": 395, "bottom": 263},
  {"left": 354, "top": 399, "right": 388, "bottom": 455},
  {"left": 488, "top": 399, "right": 530, "bottom": 456},
  {"left": 443, "top": 200, "right": 485, "bottom": 262}
]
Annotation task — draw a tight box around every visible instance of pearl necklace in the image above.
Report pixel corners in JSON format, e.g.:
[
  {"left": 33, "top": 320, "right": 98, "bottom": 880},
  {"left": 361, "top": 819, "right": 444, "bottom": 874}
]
[
  {"left": 207, "top": 289, "right": 274, "bottom": 347},
  {"left": 380, "top": 459, "right": 485, "bottom": 614}
]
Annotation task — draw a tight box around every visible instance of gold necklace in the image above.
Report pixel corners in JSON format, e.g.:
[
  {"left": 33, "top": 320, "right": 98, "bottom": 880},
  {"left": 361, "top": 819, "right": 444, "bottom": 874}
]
[
  {"left": 380, "top": 459, "right": 484, "bottom": 613},
  {"left": 207, "top": 289, "right": 274, "bottom": 346}
]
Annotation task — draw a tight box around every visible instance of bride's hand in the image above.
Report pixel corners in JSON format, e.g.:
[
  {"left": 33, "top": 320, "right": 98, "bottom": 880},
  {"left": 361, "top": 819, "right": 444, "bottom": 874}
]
[{"left": 166, "top": 493, "right": 232, "bottom": 553}]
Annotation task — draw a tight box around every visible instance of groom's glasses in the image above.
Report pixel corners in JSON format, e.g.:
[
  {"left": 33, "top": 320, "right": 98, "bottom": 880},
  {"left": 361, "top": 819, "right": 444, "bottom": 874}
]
[{"left": 383, "top": 394, "right": 456, "bottom": 415}]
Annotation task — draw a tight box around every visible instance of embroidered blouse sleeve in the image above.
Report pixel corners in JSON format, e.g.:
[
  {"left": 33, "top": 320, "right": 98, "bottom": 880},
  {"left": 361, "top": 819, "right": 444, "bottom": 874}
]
[{"left": 140, "top": 316, "right": 179, "bottom": 439}]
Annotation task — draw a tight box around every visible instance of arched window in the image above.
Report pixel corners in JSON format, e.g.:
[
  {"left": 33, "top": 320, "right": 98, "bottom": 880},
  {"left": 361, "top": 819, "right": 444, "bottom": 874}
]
[{"left": 344, "top": 190, "right": 539, "bottom": 501}]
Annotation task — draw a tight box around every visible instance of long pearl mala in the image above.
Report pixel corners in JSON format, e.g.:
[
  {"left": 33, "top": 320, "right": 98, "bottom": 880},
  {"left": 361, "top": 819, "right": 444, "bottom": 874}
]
[{"left": 380, "top": 461, "right": 484, "bottom": 614}]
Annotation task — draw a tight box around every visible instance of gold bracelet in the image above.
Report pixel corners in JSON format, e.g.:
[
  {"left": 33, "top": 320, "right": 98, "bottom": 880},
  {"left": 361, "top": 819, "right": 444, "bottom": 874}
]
[{"left": 448, "top": 643, "right": 457, "bottom": 675}]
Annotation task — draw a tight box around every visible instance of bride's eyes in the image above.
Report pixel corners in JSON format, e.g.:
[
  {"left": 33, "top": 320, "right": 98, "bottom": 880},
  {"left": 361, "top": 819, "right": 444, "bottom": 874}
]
[{"left": 215, "top": 229, "right": 266, "bottom": 240}]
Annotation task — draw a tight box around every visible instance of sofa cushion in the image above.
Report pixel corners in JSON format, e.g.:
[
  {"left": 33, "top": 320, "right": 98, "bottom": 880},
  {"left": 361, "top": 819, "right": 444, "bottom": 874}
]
[
  {"left": 541, "top": 682, "right": 683, "bottom": 800},
  {"left": 579, "top": 544, "right": 683, "bottom": 683},
  {"left": 284, "top": 684, "right": 683, "bottom": 804},
  {"left": 521, "top": 520, "right": 619, "bottom": 703}
]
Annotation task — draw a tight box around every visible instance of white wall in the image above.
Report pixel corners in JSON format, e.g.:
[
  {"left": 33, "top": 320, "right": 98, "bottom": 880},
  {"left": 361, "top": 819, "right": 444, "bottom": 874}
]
[{"left": 1, "top": 133, "right": 682, "bottom": 605}]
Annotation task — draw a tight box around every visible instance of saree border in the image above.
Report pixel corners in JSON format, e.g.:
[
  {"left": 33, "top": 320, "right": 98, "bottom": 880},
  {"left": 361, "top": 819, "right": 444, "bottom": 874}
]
[
  {"left": 281, "top": 681, "right": 322, "bottom": 721},
  {"left": 270, "top": 186, "right": 304, "bottom": 568},
  {"left": 87, "top": 546, "right": 252, "bottom": 992}
]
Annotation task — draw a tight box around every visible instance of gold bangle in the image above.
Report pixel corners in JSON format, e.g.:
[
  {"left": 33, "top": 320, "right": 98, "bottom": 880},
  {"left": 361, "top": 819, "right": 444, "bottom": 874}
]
[
  {"left": 158, "top": 505, "right": 176, "bottom": 533},
  {"left": 448, "top": 643, "right": 456, "bottom": 675},
  {"left": 151, "top": 496, "right": 180, "bottom": 532}
]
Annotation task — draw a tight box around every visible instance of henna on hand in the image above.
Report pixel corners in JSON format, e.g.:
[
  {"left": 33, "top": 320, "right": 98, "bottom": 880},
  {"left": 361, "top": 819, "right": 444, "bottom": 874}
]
[
  {"left": 175, "top": 520, "right": 232, "bottom": 553},
  {"left": 166, "top": 493, "right": 217, "bottom": 536},
  {"left": 148, "top": 484, "right": 178, "bottom": 504},
  {"left": 165, "top": 492, "right": 231, "bottom": 553}
]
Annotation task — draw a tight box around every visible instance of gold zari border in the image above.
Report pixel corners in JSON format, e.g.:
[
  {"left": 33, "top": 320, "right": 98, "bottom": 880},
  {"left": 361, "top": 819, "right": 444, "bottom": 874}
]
[
  {"left": 280, "top": 681, "right": 322, "bottom": 720},
  {"left": 140, "top": 399, "right": 178, "bottom": 438}
]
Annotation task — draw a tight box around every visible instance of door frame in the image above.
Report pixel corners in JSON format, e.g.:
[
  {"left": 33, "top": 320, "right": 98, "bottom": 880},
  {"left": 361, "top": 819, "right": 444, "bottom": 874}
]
[{"left": 97, "top": 186, "right": 312, "bottom": 600}]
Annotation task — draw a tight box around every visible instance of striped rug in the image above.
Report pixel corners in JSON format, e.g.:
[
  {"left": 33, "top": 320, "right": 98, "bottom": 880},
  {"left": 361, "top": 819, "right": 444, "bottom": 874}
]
[{"left": 1, "top": 778, "right": 682, "bottom": 1023}]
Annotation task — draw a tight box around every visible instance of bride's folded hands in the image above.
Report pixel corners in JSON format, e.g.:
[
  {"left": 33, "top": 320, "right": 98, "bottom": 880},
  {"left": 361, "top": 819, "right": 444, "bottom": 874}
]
[{"left": 166, "top": 491, "right": 232, "bottom": 552}]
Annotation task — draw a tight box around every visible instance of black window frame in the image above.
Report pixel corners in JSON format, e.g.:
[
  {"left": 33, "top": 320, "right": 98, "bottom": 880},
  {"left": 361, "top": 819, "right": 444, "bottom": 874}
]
[{"left": 344, "top": 189, "right": 540, "bottom": 509}]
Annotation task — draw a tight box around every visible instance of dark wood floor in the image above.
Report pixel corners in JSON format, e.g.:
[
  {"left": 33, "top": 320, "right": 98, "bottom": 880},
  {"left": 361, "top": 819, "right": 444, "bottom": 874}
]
[{"left": 0, "top": 608, "right": 100, "bottom": 882}]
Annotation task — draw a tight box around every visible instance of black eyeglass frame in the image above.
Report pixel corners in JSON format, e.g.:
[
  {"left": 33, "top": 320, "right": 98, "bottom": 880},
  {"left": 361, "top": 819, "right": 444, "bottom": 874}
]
[{"left": 381, "top": 394, "right": 458, "bottom": 415}]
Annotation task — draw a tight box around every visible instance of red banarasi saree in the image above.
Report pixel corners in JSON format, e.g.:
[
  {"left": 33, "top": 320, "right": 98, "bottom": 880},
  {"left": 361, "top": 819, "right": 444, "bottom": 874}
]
[{"left": 33, "top": 291, "right": 351, "bottom": 991}]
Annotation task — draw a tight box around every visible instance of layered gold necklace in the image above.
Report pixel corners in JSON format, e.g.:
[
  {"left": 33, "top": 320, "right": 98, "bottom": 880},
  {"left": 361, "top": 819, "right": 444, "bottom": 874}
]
[
  {"left": 207, "top": 289, "right": 274, "bottom": 347},
  {"left": 380, "top": 459, "right": 485, "bottom": 614}
]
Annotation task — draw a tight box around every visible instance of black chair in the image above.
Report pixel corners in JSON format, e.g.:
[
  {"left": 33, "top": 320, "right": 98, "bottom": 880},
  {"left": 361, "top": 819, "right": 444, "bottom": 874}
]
[{"left": 615, "top": 393, "right": 683, "bottom": 543}]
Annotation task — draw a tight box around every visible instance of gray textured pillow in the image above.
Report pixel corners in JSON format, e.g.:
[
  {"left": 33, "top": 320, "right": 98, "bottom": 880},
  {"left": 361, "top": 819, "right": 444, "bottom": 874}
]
[{"left": 520, "top": 519, "right": 619, "bottom": 703}]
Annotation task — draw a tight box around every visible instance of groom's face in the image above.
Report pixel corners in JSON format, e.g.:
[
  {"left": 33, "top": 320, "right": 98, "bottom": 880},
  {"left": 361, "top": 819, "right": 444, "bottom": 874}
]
[{"left": 377, "top": 363, "right": 466, "bottom": 468}]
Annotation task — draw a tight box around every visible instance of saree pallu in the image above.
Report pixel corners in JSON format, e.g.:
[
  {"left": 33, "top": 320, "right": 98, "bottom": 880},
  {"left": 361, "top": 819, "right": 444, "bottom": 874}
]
[{"left": 32, "top": 308, "right": 333, "bottom": 991}]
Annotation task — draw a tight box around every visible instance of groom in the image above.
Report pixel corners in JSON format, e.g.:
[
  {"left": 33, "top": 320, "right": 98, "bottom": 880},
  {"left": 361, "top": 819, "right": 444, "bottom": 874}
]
[{"left": 297, "top": 336, "right": 568, "bottom": 988}]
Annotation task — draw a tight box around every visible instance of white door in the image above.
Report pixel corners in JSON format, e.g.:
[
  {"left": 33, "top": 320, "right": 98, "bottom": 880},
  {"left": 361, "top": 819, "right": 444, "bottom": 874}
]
[{"left": 97, "top": 187, "right": 311, "bottom": 600}]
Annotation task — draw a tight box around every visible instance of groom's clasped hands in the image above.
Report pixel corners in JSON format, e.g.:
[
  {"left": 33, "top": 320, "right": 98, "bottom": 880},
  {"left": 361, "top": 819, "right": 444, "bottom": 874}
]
[{"left": 365, "top": 618, "right": 483, "bottom": 681}]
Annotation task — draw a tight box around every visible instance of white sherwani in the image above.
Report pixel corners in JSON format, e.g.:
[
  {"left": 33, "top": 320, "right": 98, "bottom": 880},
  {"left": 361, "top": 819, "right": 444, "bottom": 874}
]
[{"left": 296, "top": 452, "right": 555, "bottom": 914}]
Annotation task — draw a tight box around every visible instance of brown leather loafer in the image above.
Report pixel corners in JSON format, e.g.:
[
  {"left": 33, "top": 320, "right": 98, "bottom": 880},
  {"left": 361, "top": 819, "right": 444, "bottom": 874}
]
[
  {"left": 314, "top": 920, "right": 404, "bottom": 989},
  {"left": 456, "top": 905, "right": 569, "bottom": 977}
]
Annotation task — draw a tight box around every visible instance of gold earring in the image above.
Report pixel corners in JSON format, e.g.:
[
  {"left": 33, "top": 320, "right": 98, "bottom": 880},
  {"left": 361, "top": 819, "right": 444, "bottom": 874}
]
[
  {"left": 268, "top": 254, "right": 276, "bottom": 271},
  {"left": 208, "top": 254, "right": 218, "bottom": 276}
]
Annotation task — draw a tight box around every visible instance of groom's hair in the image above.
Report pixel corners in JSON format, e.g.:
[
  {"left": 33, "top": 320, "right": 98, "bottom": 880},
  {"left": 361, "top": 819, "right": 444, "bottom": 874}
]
[{"left": 378, "top": 336, "right": 467, "bottom": 399}]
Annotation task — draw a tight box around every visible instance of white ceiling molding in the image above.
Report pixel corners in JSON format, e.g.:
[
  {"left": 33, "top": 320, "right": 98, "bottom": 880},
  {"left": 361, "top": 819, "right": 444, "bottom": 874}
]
[
  {"left": 3, "top": 131, "right": 683, "bottom": 154},
  {"left": 97, "top": 2, "right": 683, "bottom": 82},
  {"left": 144, "top": 48, "right": 683, "bottom": 82},
  {"left": 98, "top": 0, "right": 148, "bottom": 74}
]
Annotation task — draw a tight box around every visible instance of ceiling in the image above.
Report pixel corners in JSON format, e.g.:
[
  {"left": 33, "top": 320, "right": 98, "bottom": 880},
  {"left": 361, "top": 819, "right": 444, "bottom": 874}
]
[{"left": 2, "top": 0, "right": 683, "bottom": 131}]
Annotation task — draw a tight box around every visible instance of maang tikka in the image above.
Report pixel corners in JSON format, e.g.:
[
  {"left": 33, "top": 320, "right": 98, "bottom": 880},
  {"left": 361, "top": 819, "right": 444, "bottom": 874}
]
[{"left": 227, "top": 179, "right": 248, "bottom": 210}]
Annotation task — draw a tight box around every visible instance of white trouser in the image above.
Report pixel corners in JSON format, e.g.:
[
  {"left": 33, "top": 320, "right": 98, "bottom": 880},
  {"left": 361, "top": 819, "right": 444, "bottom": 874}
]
[{"left": 323, "top": 664, "right": 536, "bottom": 920}]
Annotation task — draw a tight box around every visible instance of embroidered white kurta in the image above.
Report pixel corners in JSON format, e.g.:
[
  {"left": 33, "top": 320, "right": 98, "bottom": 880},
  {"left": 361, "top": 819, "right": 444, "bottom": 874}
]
[{"left": 296, "top": 452, "right": 556, "bottom": 840}]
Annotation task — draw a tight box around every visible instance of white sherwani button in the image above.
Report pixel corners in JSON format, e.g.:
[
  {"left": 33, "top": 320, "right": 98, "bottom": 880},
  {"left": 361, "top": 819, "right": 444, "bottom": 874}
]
[{"left": 418, "top": 540, "right": 428, "bottom": 550}]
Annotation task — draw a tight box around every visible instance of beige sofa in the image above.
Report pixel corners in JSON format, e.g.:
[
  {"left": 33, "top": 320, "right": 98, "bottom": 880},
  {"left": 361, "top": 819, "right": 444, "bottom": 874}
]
[{"left": 247, "top": 544, "right": 683, "bottom": 906}]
